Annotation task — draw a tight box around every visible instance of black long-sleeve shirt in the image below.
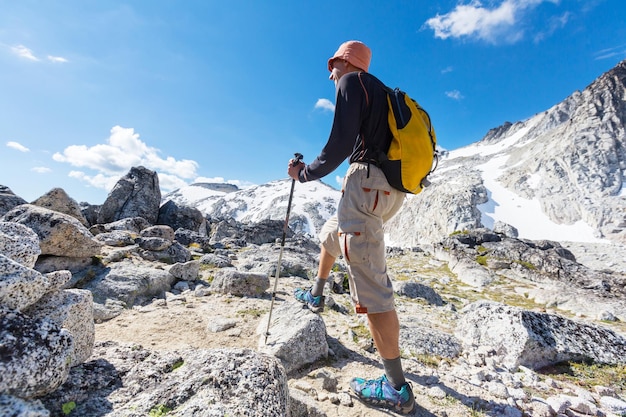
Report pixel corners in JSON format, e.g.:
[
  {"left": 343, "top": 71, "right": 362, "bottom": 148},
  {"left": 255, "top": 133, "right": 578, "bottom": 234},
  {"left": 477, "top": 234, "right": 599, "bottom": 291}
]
[{"left": 298, "top": 71, "right": 392, "bottom": 183}]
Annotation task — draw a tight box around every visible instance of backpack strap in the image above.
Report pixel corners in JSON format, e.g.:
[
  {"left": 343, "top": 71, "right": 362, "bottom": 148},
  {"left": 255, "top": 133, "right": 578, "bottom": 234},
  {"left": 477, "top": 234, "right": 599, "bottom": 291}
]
[{"left": 357, "top": 72, "right": 369, "bottom": 106}]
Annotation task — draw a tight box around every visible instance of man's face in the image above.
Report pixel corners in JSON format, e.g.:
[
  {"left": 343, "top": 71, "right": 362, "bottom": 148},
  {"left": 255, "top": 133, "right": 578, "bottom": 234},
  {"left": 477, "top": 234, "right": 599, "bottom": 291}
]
[{"left": 329, "top": 58, "right": 350, "bottom": 87}]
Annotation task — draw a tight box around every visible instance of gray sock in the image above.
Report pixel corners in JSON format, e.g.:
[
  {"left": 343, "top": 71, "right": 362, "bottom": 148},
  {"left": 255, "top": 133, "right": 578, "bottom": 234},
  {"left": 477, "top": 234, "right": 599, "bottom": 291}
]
[
  {"left": 382, "top": 356, "right": 406, "bottom": 390},
  {"left": 310, "top": 277, "right": 327, "bottom": 297}
]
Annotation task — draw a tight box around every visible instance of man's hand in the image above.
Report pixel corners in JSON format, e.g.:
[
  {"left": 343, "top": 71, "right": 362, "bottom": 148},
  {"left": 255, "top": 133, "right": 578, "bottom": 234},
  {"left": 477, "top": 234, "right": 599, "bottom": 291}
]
[{"left": 288, "top": 159, "right": 305, "bottom": 181}]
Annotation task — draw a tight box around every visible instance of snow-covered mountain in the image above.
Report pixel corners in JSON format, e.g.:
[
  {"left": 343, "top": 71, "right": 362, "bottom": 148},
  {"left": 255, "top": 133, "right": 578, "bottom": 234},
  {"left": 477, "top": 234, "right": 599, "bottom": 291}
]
[
  {"left": 164, "top": 59, "right": 626, "bottom": 248},
  {"left": 162, "top": 180, "right": 341, "bottom": 238}
]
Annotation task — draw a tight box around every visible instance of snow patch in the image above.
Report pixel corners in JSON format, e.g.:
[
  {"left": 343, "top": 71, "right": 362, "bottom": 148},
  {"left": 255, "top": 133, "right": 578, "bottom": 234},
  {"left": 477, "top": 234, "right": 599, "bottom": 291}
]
[{"left": 476, "top": 156, "right": 607, "bottom": 243}]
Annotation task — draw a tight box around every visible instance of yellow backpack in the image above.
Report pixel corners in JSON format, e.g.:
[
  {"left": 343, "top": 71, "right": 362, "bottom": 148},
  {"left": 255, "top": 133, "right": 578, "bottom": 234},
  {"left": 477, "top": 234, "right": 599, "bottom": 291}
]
[{"left": 379, "top": 84, "right": 438, "bottom": 194}]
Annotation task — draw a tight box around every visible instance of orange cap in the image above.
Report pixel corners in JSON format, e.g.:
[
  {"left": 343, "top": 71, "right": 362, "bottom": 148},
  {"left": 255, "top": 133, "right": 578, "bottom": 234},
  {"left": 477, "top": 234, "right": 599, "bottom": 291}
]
[{"left": 327, "top": 40, "right": 371, "bottom": 72}]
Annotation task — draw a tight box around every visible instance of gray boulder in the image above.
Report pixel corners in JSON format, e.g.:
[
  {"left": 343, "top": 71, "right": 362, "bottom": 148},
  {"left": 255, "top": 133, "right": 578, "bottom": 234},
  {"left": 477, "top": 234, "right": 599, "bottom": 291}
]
[
  {"left": 138, "top": 240, "right": 191, "bottom": 264},
  {"left": 258, "top": 302, "right": 328, "bottom": 373},
  {"left": 93, "top": 230, "right": 136, "bottom": 246},
  {"left": 97, "top": 166, "right": 161, "bottom": 224},
  {"left": 210, "top": 269, "right": 269, "bottom": 296},
  {"left": 158, "top": 200, "right": 207, "bottom": 234},
  {"left": 0, "top": 221, "right": 41, "bottom": 268},
  {"left": 174, "top": 228, "right": 213, "bottom": 252},
  {"left": 0, "top": 185, "right": 27, "bottom": 217},
  {"left": 0, "top": 254, "right": 49, "bottom": 311},
  {"left": 25, "top": 289, "right": 95, "bottom": 366},
  {"left": 140, "top": 224, "right": 175, "bottom": 240},
  {"left": 2, "top": 204, "right": 102, "bottom": 258},
  {"left": 394, "top": 281, "right": 445, "bottom": 306},
  {"left": 456, "top": 301, "right": 626, "bottom": 370},
  {"left": 82, "top": 260, "right": 176, "bottom": 321},
  {"left": 0, "top": 308, "right": 74, "bottom": 398},
  {"left": 167, "top": 260, "right": 200, "bottom": 282},
  {"left": 90, "top": 216, "right": 151, "bottom": 235},
  {"left": 31, "top": 187, "right": 89, "bottom": 226}
]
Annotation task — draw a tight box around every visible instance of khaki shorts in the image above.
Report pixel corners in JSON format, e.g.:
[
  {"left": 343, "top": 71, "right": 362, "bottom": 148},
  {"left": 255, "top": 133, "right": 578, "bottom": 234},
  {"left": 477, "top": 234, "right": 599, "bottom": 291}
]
[{"left": 319, "top": 163, "right": 405, "bottom": 314}]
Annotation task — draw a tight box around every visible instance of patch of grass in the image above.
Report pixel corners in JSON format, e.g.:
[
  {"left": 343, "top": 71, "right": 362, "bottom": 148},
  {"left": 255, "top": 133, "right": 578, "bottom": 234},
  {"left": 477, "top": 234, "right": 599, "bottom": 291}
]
[
  {"left": 431, "top": 394, "right": 458, "bottom": 407},
  {"left": 476, "top": 255, "right": 488, "bottom": 266},
  {"left": 237, "top": 308, "right": 265, "bottom": 318},
  {"left": 539, "top": 361, "right": 626, "bottom": 395},
  {"left": 414, "top": 353, "right": 443, "bottom": 368},
  {"left": 149, "top": 405, "right": 172, "bottom": 417},
  {"left": 349, "top": 323, "right": 371, "bottom": 341}
]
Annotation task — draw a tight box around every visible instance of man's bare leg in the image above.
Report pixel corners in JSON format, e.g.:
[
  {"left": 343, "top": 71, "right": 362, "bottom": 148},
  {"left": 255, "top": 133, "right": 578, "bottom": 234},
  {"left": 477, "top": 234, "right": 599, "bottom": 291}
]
[
  {"left": 367, "top": 309, "right": 406, "bottom": 389},
  {"left": 311, "top": 245, "right": 336, "bottom": 296}
]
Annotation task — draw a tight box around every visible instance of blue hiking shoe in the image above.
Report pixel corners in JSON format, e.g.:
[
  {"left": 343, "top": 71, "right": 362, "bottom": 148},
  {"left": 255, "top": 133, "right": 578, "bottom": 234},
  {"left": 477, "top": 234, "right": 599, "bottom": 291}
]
[
  {"left": 350, "top": 374, "right": 415, "bottom": 414},
  {"left": 294, "top": 287, "right": 325, "bottom": 313}
]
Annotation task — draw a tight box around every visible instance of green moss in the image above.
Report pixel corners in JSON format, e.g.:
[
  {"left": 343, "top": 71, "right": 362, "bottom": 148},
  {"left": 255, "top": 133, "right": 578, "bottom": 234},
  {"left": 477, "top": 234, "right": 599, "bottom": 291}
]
[
  {"left": 513, "top": 260, "right": 537, "bottom": 270},
  {"left": 171, "top": 359, "right": 184, "bottom": 371},
  {"left": 62, "top": 402, "right": 76, "bottom": 415},
  {"left": 476, "top": 255, "right": 488, "bottom": 266},
  {"left": 450, "top": 229, "right": 469, "bottom": 236}
]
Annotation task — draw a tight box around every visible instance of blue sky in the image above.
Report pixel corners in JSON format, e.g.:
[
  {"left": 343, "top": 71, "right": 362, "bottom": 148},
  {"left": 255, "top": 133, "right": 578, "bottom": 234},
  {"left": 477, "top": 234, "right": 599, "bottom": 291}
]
[{"left": 1, "top": 0, "right": 625, "bottom": 204}]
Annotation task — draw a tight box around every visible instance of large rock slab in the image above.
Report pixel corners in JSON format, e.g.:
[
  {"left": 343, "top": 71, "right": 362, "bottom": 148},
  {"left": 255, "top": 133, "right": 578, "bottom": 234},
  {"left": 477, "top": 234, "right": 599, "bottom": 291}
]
[
  {"left": 2, "top": 204, "right": 102, "bottom": 258},
  {"left": 41, "top": 342, "right": 289, "bottom": 417},
  {"left": 455, "top": 301, "right": 626, "bottom": 370}
]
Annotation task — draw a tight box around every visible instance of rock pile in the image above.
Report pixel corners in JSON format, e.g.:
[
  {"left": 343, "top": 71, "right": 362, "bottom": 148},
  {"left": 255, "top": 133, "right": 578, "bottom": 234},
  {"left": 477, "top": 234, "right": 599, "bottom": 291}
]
[{"left": 1, "top": 166, "right": 626, "bottom": 416}]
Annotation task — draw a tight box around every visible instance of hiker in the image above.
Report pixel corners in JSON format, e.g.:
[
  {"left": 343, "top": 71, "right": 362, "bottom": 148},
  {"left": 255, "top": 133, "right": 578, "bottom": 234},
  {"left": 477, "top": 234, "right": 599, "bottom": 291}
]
[{"left": 287, "top": 40, "right": 415, "bottom": 414}]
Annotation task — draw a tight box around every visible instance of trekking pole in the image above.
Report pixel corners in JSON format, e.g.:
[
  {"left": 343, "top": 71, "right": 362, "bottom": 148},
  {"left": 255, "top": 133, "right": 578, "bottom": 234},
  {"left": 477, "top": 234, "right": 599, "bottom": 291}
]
[{"left": 264, "top": 152, "right": 304, "bottom": 345}]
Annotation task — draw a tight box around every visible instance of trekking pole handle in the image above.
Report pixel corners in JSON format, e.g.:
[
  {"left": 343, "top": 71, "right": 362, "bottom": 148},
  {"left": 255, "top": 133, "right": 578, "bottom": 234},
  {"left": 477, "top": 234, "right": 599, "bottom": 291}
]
[{"left": 292, "top": 153, "right": 304, "bottom": 167}]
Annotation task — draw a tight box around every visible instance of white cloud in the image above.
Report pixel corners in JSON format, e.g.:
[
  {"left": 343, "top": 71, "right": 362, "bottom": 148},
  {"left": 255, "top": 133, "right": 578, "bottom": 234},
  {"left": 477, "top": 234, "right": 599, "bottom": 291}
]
[
  {"left": 69, "top": 171, "right": 120, "bottom": 191},
  {"left": 55, "top": 126, "right": 200, "bottom": 192},
  {"left": 47, "top": 55, "right": 68, "bottom": 63},
  {"left": 424, "top": 0, "right": 560, "bottom": 44},
  {"left": 594, "top": 44, "right": 626, "bottom": 60},
  {"left": 335, "top": 175, "right": 343, "bottom": 188},
  {"left": 441, "top": 66, "right": 454, "bottom": 74},
  {"left": 446, "top": 90, "right": 465, "bottom": 100},
  {"left": 31, "top": 166, "right": 52, "bottom": 174},
  {"left": 11, "top": 44, "right": 39, "bottom": 61},
  {"left": 315, "top": 98, "right": 335, "bottom": 112},
  {"left": 6, "top": 141, "right": 30, "bottom": 152}
]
